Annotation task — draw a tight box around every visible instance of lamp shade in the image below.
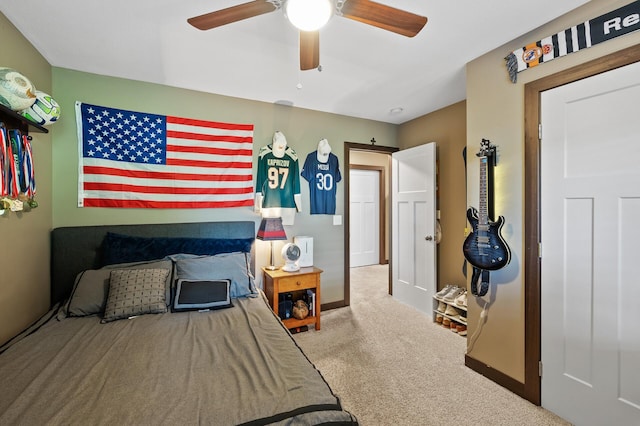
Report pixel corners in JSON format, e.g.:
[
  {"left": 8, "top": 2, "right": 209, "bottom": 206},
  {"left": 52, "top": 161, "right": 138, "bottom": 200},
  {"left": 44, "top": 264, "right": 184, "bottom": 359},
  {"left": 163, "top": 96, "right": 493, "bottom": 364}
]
[{"left": 256, "top": 217, "right": 287, "bottom": 241}]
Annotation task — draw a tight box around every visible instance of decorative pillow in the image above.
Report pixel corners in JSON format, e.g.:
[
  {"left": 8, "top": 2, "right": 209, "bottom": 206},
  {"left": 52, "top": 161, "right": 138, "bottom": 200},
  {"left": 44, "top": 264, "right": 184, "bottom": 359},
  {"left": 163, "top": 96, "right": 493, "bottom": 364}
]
[
  {"left": 175, "top": 252, "right": 257, "bottom": 298},
  {"left": 102, "top": 259, "right": 174, "bottom": 308},
  {"left": 101, "top": 269, "right": 169, "bottom": 323},
  {"left": 64, "top": 269, "right": 110, "bottom": 317},
  {"left": 101, "top": 232, "right": 254, "bottom": 266},
  {"left": 173, "top": 279, "right": 233, "bottom": 312},
  {"left": 59, "top": 260, "right": 173, "bottom": 319}
]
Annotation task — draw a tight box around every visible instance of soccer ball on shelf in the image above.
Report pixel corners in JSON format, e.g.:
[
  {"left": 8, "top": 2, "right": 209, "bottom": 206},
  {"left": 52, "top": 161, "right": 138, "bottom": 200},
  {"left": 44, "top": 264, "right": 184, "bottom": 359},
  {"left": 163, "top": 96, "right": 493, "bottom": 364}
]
[
  {"left": 0, "top": 67, "right": 37, "bottom": 111},
  {"left": 19, "top": 90, "right": 61, "bottom": 126}
]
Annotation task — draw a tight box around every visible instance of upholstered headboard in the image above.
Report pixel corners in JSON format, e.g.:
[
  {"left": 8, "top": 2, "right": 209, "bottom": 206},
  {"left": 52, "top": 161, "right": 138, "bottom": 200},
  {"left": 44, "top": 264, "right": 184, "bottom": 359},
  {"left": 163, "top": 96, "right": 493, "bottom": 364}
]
[{"left": 50, "top": 221, "right": 256, "bottom": 307}]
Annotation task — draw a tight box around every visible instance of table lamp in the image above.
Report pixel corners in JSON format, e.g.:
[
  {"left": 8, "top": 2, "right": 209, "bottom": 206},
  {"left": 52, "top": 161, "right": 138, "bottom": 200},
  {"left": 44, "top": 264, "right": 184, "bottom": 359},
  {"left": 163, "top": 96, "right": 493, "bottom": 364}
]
[{"left": 256, "top": 217, "right": 287, "bottom": 270}]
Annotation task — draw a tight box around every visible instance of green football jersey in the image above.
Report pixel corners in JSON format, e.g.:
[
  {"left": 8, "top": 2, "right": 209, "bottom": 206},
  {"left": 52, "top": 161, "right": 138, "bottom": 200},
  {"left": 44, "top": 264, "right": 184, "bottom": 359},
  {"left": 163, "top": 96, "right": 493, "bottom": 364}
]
[{"left": 256, "top": 144, "right": 300, "bottom": 209}]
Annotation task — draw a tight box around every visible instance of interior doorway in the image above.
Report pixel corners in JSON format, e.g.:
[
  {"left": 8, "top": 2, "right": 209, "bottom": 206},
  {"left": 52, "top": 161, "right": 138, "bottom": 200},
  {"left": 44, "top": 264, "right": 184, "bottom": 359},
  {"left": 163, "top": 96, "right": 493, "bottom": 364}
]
[
  {"left": 349, "top": 167, "right": 383, "bottom": 267},
  {"left": 344, "top": 142, "right": 398, "bottom": 306}
]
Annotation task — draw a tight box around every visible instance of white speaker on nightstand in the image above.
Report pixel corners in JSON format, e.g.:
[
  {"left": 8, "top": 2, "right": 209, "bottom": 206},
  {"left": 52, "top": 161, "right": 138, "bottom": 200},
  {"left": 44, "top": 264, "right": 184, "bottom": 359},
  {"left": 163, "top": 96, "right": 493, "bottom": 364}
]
[{"left": 293, "top": 236, "right": 313, "bottom": 267}]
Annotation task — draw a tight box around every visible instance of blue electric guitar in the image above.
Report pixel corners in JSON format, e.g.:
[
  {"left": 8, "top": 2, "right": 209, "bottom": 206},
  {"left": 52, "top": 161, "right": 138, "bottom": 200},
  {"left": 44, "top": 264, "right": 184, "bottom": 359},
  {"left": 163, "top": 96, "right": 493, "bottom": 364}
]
[{"left": 463, "top": 139, "right": 511, "bottom": 275}]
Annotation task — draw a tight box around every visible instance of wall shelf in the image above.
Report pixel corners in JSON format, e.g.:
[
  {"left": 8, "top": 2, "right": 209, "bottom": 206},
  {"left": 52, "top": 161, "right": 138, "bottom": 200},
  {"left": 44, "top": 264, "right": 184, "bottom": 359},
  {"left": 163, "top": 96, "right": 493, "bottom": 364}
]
[{"left": 0, "top": 102, "right": 48, "bottom": 134}]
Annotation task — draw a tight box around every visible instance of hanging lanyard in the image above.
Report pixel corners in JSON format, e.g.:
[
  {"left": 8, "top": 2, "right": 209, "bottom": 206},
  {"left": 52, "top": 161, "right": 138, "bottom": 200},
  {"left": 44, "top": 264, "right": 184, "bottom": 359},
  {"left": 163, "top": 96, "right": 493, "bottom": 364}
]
[
  {"left": 0, "top": 126, "right": 37, "bottom": 210},
  {"left": 0, "top": 124, "right": 7, "bottom": 197},
  {"left": 22, "top": 134, "right": 35, "bottom": 198},
  {"left": 7, "top": 130, "right": 20, "bottom": 198}
]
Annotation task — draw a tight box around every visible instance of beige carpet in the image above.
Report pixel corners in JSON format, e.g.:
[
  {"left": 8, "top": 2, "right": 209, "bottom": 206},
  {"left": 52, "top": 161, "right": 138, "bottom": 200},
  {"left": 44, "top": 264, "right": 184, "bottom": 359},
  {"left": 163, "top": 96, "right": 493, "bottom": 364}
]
[{"left": 293, "top": 264, "right": 571, "bottom": 426}]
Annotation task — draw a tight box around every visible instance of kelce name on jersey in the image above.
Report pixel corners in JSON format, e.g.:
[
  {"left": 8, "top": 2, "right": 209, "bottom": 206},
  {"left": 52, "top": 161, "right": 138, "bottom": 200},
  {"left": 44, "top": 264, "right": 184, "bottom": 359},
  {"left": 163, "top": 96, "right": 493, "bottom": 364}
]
[
  {"left": 317, "top": 163, "right": 330, "bottom": 171},
  {"left": 267, "top": 158, "right": 290, "bottom": 167}
]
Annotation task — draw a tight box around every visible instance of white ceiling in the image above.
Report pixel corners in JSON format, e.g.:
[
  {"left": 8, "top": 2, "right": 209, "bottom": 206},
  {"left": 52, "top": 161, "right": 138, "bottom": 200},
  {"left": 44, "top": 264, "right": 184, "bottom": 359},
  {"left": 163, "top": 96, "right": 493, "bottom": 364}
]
[{"left": 1, "top": 0, "right": 590, "bottom": 124}]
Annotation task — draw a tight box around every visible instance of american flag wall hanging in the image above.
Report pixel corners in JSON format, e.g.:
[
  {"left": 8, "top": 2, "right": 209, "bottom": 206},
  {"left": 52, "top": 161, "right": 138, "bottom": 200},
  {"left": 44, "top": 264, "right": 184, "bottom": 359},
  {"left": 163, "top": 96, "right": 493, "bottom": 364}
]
[
  {"left": 75, "top": 102, "right": 254, "bottom": 209},
  {"left": 505, "top": 0, "right": 640, "bottom": 83}
]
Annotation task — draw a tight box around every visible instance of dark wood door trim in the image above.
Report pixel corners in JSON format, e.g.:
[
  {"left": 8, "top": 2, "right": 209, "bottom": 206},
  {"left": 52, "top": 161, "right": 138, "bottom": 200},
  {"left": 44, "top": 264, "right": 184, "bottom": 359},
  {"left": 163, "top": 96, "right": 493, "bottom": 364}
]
[
  {"left": 344, "top": 142, "right": 398, "bottom": 305},
  {"left": 524, "top": 44, "right": 640, "bottom": 405}
]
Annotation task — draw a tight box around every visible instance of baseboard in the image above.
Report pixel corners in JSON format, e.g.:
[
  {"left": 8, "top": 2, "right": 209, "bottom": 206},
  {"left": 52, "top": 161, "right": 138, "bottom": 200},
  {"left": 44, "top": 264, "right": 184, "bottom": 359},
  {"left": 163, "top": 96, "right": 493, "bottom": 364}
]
[
  {"left": 322, "top": 300, "right": 346, "bottom": 311},
  {"left": 465, "top": 354, "right": 528, "bottom": 401}
]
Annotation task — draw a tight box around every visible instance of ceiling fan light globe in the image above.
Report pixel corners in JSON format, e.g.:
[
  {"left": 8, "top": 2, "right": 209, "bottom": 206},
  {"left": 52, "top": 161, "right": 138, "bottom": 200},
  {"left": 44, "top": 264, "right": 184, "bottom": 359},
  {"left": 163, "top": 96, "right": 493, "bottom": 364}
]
[{"left": 285, "top": 0, "right": 333, "bottom": 32}]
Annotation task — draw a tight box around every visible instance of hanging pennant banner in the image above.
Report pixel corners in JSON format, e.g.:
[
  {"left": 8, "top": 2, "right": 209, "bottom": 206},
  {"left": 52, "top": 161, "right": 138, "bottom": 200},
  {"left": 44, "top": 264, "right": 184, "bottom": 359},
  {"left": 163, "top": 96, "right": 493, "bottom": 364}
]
[{"left": 506, "top": 0, "right": 640, "bottom": 83}]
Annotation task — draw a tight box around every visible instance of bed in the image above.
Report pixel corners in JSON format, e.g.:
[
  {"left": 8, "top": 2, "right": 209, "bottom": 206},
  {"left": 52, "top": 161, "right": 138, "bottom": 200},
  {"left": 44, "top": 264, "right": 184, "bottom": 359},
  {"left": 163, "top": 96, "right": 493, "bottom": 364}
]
[{"left": 0, "top": 221, "right": 357, "bottom": 425}]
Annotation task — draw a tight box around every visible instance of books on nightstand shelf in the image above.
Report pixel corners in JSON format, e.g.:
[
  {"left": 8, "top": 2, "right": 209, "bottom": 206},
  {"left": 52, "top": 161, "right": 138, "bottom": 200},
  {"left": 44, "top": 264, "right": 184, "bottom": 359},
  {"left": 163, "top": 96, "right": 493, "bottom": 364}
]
[{"left": 306, "top": 289, "right": 316, "bottom": 317}]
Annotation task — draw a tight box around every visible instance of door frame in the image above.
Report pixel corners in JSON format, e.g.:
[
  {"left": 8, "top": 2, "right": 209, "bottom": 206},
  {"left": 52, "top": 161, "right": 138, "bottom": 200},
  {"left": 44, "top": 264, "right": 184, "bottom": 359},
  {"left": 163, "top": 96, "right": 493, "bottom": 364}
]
[
  {"left": 523, "top": 44, "right": 640, "bottom": 405},
  {"left": 341, "top": 142, "right": 398, "bottom": 308},
  {"left": 350, "top": 165, "right": 386, "bottom": 266}
]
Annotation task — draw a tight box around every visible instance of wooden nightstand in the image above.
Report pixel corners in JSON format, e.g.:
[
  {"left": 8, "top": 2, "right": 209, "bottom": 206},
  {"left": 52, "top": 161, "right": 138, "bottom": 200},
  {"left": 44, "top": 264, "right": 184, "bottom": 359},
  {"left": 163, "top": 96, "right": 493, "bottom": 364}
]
[{"left": 262, "top": 266, "right": 322, "bottom": 331}]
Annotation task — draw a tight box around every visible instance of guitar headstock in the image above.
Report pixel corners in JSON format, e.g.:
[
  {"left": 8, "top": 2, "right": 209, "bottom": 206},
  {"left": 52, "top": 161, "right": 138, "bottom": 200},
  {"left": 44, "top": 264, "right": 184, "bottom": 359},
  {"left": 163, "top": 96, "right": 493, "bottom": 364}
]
[{"left": 477, "top": 138, "right": 496, "bottom": 158}]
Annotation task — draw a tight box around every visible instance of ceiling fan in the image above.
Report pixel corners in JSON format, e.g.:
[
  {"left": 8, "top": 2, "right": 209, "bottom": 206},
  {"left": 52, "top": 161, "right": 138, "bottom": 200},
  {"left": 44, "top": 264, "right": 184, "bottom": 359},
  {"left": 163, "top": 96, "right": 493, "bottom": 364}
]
[{"left": 187, "top": 0, "right": 427, "bottom": 70}]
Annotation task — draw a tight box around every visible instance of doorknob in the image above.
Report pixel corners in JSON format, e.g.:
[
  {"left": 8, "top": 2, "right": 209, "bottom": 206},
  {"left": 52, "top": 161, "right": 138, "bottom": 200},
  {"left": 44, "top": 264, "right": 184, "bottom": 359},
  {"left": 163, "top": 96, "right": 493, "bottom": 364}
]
[{"left": 425, "top": 235, "right": 433, "bottom": 241}]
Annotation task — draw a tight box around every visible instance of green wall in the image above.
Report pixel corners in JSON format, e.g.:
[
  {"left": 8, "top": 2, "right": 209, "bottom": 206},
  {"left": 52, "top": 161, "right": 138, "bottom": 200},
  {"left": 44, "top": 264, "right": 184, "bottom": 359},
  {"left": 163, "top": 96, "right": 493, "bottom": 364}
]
[{"left": 51, "top": 68, "right": 397, "bottom": 303}]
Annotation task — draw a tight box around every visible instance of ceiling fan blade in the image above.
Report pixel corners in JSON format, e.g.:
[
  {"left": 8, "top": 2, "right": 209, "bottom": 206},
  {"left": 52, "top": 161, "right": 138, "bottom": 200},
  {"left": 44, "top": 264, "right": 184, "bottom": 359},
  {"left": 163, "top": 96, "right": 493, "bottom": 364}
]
[
  {"left": 300, "top": 31, "right": 320, "bottom": 71},
  {"left": 187, "top": 0, "right": 277, "bottom": 31},
  {"left": 340, "top": 0, "right": 427, "bottom": 37}
]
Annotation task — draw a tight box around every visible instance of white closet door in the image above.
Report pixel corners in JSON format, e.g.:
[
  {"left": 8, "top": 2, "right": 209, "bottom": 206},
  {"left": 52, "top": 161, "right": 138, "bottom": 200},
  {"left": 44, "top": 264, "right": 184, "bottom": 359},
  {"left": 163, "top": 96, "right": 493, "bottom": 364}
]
[{"left": 541, "top": 60, "right": 640, "bottom": 425}]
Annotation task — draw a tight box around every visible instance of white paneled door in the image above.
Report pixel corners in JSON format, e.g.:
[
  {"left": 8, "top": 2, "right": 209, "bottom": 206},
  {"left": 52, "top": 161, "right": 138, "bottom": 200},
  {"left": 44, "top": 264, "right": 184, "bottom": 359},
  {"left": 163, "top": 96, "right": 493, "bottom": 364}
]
[
  {"left": 350, "top": 169, "right": 380, "bottom": 267},
  {"left": 391, "top": 143, "right": 436, "bottom": 314},
  {"left": 541, "top": 60, "right": 640, "bottom": 425}
]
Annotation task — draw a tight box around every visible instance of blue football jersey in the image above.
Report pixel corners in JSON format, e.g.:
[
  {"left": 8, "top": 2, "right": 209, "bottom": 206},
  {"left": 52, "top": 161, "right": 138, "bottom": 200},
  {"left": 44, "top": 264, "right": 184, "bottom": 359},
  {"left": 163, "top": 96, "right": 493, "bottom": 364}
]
[{"left": 301, "top": 152, "right": 341, "bottom": 215}]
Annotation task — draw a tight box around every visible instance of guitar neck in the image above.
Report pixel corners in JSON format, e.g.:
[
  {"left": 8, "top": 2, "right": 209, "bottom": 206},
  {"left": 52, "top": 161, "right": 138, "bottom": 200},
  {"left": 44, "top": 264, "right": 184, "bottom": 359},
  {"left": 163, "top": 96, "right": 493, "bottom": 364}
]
[{"left": 479, "top": 156, "right": 488, "bottom": 226}]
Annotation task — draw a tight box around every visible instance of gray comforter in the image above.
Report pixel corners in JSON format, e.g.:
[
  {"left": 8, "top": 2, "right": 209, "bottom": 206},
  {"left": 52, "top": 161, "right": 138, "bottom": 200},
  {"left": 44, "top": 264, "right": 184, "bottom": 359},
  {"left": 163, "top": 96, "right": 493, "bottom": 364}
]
[{"left": 0, "top": 293, "right": 356, "bottom": 425}]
